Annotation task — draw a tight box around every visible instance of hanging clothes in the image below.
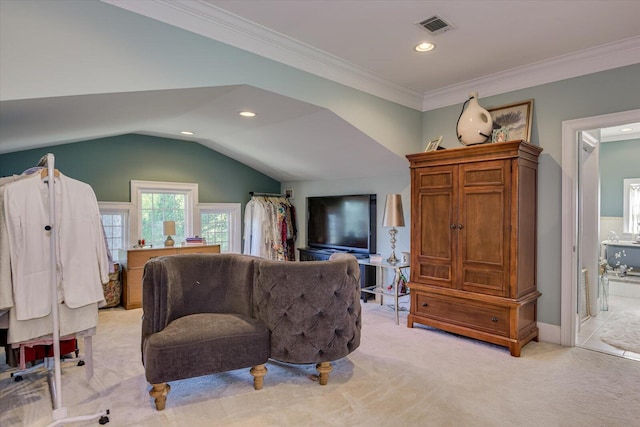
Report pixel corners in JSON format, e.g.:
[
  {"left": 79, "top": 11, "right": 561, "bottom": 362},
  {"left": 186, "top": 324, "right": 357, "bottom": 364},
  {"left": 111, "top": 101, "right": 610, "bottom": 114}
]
[
  {"left": 3, "top": 172, "right": 109, "bottom": 320},
  {"left": 0, "top": 158, "right": 110, "bottom": 427},
  {"left": 243, "top": 195, "right": 297, "bottom": 261},
  {"left": 1, "top": 168, "right": 108, "bottom": 343}
]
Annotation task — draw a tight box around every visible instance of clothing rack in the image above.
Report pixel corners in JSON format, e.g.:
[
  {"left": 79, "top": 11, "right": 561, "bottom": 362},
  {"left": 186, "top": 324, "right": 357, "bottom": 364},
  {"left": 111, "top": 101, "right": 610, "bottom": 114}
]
[
  {"left": 41, "top": 154, "right": 110, "bottom": 426},
  {"left": 244, "top": 192, "right": 297, "bottom": 260},
  {"left": 249, "top": 191, "right": 288, "bottom": 198}
]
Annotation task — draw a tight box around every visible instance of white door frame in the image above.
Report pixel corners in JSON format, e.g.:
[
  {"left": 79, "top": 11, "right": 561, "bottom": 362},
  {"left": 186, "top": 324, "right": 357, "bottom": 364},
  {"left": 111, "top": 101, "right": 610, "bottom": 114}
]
[{"left": 560, "top": 108, "right": 640, "bottom": 346}]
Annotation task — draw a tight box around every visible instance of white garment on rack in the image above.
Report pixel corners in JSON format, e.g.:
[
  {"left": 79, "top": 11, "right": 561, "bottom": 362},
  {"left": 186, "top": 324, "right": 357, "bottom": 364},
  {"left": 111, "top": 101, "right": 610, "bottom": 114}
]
[
  {"left": 0, "top": 174, "right": 25, "bottom": 312},
  {"left": 7, "top": 302, "right": 97, "bottom": 344},
  {"left": 1, "top": 176, "right": 22, "bottom": 329},
  {"left": 243, "top": 198, "right": 267, "bottom": 257},
  {"left": 3, "top": 172, "right": 108, "bottom": 321}
]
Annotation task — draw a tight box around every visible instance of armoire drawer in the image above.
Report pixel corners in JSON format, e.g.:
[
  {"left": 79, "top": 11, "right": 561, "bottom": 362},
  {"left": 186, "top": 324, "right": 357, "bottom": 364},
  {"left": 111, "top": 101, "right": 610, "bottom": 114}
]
[{"left": 413, "top": 292, "right": 509, "bottom": 336}]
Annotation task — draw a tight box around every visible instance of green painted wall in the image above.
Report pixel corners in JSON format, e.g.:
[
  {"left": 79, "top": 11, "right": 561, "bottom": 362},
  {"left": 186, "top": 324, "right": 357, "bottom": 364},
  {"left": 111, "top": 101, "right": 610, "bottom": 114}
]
[
  {"left": 423, "top": 64, "right": 640, "bottom": 326},
  {"left": 0, "top": 134, "right": 280, "bottom": 204},
  {"left": 600, "top": 139, "right": 640, "bottom": 217}
]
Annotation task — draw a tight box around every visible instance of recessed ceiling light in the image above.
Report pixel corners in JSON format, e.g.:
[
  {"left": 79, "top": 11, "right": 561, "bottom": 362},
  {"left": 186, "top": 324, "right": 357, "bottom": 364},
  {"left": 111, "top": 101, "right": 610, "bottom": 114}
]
[
  {"left": 415, "top": 42, "right": 436, "bottom": 52},
  {"left": 620, "top": 127, "right": 633, "bottom": 132},
  {"left": 239, "top": 111, "right": 256, "bottom": 118},
  {"left": 180, "top": 131, "right": 195, "bottom": 135}
]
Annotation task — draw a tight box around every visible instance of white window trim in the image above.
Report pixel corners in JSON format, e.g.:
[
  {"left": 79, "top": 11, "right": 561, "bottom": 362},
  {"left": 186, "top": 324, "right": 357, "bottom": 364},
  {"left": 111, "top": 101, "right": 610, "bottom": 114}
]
[
  {"left": 98, "top": 201, "right": 133, "bottom": 213},
  {"left": 98, "top": 201, "right": 132, "bottom": 259},
  {"left": 197, "top": 203, "right": 242, "bottom": 253},
  {"left": 623, "top": 177, "right": 640, "bottom": 234},
  {"left": 130, "top": 180, "right": 199, "bottom": 247}
]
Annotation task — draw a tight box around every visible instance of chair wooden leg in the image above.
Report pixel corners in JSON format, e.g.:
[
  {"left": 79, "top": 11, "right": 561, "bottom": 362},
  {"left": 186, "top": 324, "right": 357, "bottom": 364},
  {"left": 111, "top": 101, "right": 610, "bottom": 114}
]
[
  {"left": 316, "top": 362, "right": 332, "bottom": 385},
  {"left": 250, "top": 364, "right": 268, "bottom": 390},
  {"left": 149, "top": 382, "right": 171, "bottom": 410}
]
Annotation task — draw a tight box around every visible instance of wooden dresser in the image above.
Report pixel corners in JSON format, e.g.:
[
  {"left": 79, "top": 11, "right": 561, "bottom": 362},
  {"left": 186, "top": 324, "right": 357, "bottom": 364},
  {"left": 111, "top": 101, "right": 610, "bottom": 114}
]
[
  {"left": 121, "top": 244, "right": 220, "bottom": 309},
  {"left": 406, "top": 141, "right": 542, "bottom": 356}
]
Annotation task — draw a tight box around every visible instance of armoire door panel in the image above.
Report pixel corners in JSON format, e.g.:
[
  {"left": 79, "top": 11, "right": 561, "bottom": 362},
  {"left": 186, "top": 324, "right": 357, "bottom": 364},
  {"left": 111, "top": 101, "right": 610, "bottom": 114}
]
[
  {"left": 418, "top": 168, "right": 454, "bottom": 189},
  {"left": 419, "top": 192, "right": 453, "bottom": 259},
  {"left": 461, "top": 190, "right": 506, "bottom": 265},
  {"left": 461, "top": 161, "right": 506, "bottom": 186},
  {"left": 417, "top": 261, "right": 453, "bottom": 286},
  {"left": 461, "top": 267, "right": 506, "bottom": 295}
]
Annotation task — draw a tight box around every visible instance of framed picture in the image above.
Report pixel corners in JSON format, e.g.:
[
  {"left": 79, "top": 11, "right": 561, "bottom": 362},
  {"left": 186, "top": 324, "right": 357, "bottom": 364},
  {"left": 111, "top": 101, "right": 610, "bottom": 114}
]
[
  {"left": 284, "top": 188, "right": 294, "bottom": 199},
  {"left": 424, "top": 135, "right": 443, "bottom": 152},
  {"left": 487, "top": 99, "right": 533, "bottom": 142}
]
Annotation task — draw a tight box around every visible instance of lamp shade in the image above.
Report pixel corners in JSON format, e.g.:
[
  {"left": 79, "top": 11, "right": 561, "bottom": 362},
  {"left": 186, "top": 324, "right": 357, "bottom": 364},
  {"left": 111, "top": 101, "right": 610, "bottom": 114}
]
[
  {"left": 382, "top": 194, "right": 405, "bottom": 227},
  {"left": 163, "top": 220, "right": 176, "bottom": 236}
]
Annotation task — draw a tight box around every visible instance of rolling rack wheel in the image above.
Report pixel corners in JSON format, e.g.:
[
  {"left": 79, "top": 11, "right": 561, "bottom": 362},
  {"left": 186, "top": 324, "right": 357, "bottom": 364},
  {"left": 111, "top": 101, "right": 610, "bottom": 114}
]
[
  {"left": 99, "top": 410, "right": 110, "bottom": 424},
  {"left": 12, "top": 374, "right": 23, "bottom": 382}
]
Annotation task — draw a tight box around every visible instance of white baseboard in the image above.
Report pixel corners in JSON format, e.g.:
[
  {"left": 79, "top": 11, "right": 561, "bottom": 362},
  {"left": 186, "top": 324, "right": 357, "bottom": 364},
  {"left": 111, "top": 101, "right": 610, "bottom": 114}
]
[{"left": 537, "top": 321, "right": 561, "bottom": 345}]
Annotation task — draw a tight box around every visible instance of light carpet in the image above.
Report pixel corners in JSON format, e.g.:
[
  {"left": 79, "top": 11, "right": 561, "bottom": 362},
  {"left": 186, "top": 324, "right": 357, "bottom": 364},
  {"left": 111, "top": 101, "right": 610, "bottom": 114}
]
[
  {"left": 600, "top": 311, "right": 640, "bottom": 354},
  {"left": 1, "top": 303, "right": 640, "bottom": 427}
]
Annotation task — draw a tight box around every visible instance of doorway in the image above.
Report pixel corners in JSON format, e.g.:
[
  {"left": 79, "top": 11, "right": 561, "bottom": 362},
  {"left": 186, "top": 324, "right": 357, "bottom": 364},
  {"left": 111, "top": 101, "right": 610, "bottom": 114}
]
[
  {"left": 560, "top": 109, "right": 640, "bottom": 358},
  {"left": 576, "top": 126, "right": 640, "bottom": 358}
]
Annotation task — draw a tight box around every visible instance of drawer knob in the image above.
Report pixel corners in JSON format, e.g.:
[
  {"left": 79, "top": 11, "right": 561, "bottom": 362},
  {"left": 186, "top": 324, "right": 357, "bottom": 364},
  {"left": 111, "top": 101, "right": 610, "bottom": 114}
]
[
  {"left": 450, "top": 224, "right": 456, "bottom": 229},
  {"left": 422, "top": 302, "right": 428, "bottom": 307},
  {"left": 458, "top": 224, "right": 464, "bottom": 229},
  {"left": 491, "top": 316, "right": 498, "bottom": 322}
]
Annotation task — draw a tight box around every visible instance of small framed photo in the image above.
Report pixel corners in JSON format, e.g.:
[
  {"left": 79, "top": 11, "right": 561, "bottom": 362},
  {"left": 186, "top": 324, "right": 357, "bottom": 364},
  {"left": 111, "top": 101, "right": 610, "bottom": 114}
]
[
  {"left": 487, "top": 99, "right": 534, "bottom": 143},
  {"left": 424, "top": 136, "right": 443, "bottom": 152},
  {"left": 284, "top": 188, "right": 294, "bottom": 199}
]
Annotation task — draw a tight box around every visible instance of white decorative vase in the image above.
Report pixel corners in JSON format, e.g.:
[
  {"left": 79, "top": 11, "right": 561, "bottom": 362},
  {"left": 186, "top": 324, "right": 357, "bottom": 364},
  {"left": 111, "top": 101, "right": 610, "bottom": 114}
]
[{"left": 456, "top": 91, "right": 493, "bottom": 145}]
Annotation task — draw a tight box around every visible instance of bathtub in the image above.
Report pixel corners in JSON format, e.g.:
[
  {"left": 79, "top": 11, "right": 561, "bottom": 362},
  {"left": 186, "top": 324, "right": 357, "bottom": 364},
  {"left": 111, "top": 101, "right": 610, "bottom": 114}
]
[{"left": 602, "top": 240, "right": 640, "bottom": 271}]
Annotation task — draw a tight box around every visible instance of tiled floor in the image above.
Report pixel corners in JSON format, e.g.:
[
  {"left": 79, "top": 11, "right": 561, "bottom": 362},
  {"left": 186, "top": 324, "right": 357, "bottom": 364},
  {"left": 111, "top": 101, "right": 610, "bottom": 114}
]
[{"left": 576, "top": 285, "right": 640, "bottom": 361}]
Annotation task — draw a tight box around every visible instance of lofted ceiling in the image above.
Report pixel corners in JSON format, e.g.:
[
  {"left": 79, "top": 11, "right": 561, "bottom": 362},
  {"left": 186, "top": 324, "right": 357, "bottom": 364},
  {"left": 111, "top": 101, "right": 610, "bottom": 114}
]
[
  {"left": 1, "top": 0, "right": 639, "bottom": 181},
  {"left": 0, "top": 86, "right": 407, "bottom": 181}
]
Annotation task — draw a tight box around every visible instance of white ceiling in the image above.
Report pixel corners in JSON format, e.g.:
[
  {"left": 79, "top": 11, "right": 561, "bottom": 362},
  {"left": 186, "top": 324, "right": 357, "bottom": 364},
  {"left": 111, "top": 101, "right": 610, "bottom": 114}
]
[
  {"left": 600, "top": 123, "right": 640, "bottom": 143},
  {"left": 2, "top": 0, "right": 640, "bottom": 181}
]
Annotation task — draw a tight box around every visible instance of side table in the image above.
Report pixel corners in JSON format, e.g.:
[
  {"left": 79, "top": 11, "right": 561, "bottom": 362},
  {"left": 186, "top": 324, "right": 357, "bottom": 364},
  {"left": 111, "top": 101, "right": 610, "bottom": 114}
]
[{"left": 357, "top": 258, "right": 410, "bottom": 325}]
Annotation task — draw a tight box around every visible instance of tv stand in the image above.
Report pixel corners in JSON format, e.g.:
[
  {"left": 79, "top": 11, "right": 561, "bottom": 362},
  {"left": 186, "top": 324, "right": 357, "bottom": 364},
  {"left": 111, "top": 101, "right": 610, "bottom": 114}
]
[{"left": 298, "top": 248, "right": 375, "bottom": 301}]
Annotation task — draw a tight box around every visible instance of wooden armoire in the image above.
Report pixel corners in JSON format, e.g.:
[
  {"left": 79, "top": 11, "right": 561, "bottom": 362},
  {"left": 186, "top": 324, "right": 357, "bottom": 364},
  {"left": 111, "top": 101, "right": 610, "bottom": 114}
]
[{"left": 406, "top": 140, "right": 542, "bottom": 356}]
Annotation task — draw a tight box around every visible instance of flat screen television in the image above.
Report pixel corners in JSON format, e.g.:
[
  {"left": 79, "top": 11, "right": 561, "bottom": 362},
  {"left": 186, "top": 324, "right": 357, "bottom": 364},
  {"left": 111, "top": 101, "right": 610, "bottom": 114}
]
[{"left": 307, "top": 194, "right": 376, "bottom": 255}]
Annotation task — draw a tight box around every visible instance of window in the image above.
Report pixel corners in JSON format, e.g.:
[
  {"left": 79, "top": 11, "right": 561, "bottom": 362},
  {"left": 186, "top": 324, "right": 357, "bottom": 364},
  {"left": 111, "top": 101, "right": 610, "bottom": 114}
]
[
  {"left": 141, "top": 192, "right": 186, "bottom": 247},
  {"left": 623, "top": 178, "right": 640, "bottom": 235},
  {"left": 98, "top": 202, "right": 131, "bottom": 262},
  {"left": 130, "top": 181, "right": 240, "bottom": 251},
  {"left": 131, "top": 181, "right": 198, "bottom": 247},
  {"left": 197, "top": 203, "right": 241, "bottom": 253}
]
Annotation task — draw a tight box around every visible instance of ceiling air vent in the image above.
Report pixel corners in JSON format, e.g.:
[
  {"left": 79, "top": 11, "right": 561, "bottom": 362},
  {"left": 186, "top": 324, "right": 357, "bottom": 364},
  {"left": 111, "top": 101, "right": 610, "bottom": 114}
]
[{"left": 418, "top": 15, "right": 453, "bottom": 35}]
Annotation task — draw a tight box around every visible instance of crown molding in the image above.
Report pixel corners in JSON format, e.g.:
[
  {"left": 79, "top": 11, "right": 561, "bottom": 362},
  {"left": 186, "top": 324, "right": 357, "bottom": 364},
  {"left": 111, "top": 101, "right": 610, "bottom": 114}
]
[
  {"left": 422, "top": 36, "right": 640, "bottom": 111},
  {"left": 103, "top": 1, "right": 639, "bottom": 113},
  {"left": 101, "top": 0, "right": 424, "bottom": 110}
]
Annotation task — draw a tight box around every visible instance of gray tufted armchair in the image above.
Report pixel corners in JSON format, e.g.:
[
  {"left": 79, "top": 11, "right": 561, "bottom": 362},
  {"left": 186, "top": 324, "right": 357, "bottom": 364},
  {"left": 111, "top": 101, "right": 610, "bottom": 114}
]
[
  {"left": 141, "top": 254, "right": 270, "bottom": 410},
  {"left": 254, "top": 253, "right": 362, "bottom": 384},
  {"left": 141, "top": 252, "right": 361, "bottom": 410}
]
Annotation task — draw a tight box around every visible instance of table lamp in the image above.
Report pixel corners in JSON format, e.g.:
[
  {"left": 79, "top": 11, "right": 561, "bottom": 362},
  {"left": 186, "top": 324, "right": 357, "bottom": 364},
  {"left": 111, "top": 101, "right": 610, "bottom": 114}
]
[
  {"left": 382, "top": 194, "right": 405, "bottom": 264},
  {"left": 163, "top": 221, "right": 176, "bottom": 247}
]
